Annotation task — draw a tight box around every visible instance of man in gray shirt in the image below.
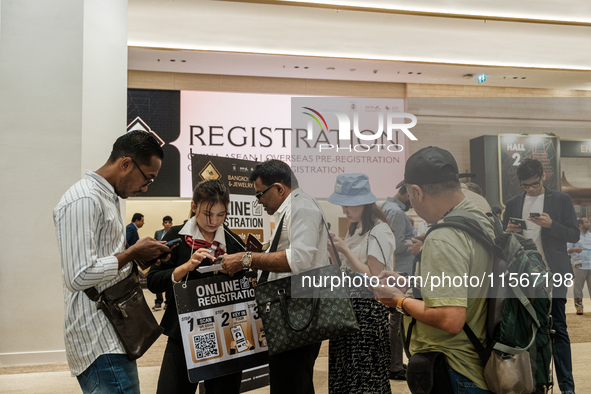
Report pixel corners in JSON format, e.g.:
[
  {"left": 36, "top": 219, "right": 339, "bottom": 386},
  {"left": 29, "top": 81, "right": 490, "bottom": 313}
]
[
  {"left": 380, "top": 184, "right": 415, "bottom": 380},
  {"left": 381, "top": 184, "right": 415, "bottom": 274}
]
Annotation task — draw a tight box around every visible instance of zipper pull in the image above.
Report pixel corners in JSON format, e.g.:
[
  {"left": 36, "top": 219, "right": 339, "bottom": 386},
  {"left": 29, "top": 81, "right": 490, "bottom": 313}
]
[
  {"left": 266, "top": 302, "right": 271, "bottom": 313},
  {"left": 118, "top": 305, "right": 128, "bottom": 318}
]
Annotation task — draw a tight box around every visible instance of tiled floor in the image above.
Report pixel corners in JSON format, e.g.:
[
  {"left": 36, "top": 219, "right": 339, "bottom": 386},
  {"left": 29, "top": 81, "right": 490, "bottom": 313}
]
[
  {"left": 4, "top": 342, "right": 591, "bottom": 394},
  {"left": 2, "top": 292, "right": 590, "bottom": 393}
]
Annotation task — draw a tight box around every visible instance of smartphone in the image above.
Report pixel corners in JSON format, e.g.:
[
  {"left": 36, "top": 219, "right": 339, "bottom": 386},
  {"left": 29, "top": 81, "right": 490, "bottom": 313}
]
[
  {"left": 165, "top": 237, "right": 181, "bottom": 247},
  {"left": 156, "top": 238, "right": 181, "bottom": 260},
  {"left": 529, "top": 212, "right": 540, "bottom": 217},
  {"left": 509, "top": 217, "right": 527, "bottom": 230}
]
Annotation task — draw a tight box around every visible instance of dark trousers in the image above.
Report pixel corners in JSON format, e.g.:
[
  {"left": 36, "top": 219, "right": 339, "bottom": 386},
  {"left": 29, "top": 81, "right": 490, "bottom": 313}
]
[
  {"left": 389, "top": 311, "right": 404, "bottom": 373},
  {"left": 268, "top": 342, "right": 322, "bottom": 394},
  {"left": 551, "top": 297, "right": 575, "bottom": 392},
  {"left": 157, "top": 337, "right": 242, "bottom": 394}
]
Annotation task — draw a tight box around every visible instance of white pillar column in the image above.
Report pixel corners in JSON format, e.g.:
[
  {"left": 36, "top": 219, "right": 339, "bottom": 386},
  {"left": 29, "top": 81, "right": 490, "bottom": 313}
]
[{"left": 0, "top": 0, "right": 128, "bottom": 365}]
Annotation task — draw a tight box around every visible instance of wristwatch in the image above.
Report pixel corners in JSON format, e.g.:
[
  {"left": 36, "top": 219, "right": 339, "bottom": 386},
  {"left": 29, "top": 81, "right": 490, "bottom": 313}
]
[
  {"left": 396, "top": 296, "right": 410, "bottom": 316},
  {"left": 241, "top": 251, "right": 252, "bottom": 269}
]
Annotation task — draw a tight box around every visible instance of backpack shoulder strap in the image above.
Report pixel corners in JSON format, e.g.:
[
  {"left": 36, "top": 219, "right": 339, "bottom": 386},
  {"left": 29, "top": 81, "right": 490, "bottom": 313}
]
[
  {"left": 486, "top": 212, "right": 504, "bottom": 238},
  {"left": 427, "top": 210, "right": 497, "bottom": 253},
  {"left": 426, "top": 210, "right": 497, "bottom": 362}
]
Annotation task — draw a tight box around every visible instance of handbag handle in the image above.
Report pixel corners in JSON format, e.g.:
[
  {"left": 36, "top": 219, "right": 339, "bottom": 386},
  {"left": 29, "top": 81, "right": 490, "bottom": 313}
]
[
  {"left": 278, "top": 289, "right": 320, "bottom": 332},
  {"left": 258, "top": 215, "right": 286, "bottom": 284}
]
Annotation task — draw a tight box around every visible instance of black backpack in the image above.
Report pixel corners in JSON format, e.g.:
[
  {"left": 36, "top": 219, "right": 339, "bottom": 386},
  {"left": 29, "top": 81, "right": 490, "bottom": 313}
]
[{"left": 424, "top": 210, "right": 553, "bottom": 393}]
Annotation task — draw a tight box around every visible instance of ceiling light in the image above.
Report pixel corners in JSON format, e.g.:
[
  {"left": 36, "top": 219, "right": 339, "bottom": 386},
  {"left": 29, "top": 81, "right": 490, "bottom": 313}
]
[
  {"left": 463, "top": 74, "right": 473, "bottom": 79},
  {"left": 327, "top": 67, "right": 335, "bottom": 70}
]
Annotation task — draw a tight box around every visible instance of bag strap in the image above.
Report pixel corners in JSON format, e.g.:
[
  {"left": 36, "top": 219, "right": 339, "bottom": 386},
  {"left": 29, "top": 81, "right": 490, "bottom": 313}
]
[
  {"left": 427, "top": 210, "right": 497, "bottom": 252},
  {"left": 84, "top": 261, "right": 138, "bottom": 302},
  {"left": 258, "top": 215, "right": 285, "bottom": 284},
  {"left": 462, "top": 323, "right": 489, "bottom": 364},
  {"left": 223, "top": 224, "right": 246, "bottom": 251},
  {"left": 401, "top": 316, "right": 416, "bottom": 360},
  {"left": 309, "top": 196, "right": 340, "bottom": 267},
  {"left": 486, "top": 212, "right": 504, "bottom": 238},
  {"left": 366, "top": 225, "right": 388, "bottom": 266},
  {"left": 278, "top": 290, "right": 320, "bottom": 331}
]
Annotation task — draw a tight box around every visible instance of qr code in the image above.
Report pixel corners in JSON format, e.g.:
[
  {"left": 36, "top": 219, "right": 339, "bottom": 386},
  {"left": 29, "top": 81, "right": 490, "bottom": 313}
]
[{"left": 192, "top": 331, "right": 219, "bottom": 360}]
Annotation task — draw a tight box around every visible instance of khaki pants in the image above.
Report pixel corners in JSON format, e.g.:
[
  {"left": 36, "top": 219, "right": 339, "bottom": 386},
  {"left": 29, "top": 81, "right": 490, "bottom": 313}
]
[{"left": 573, "top": 265, "right": 591, "bottom": 311}]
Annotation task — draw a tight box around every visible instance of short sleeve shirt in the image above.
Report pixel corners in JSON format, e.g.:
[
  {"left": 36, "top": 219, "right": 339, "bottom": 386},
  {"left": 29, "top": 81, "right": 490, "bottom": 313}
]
[{"left": 404, "top": 198, "right": 494, "bottom": 390}]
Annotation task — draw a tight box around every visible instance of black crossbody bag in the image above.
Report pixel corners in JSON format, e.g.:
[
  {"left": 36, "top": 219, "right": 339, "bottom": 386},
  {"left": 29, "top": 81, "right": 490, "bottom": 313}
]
[{"left": 399, "top": 251, "right": 454, "bottom": 394}]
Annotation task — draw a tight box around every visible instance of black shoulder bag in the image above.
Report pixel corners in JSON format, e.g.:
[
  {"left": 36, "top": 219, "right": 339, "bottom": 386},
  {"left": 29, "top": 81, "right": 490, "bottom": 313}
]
[{"left": 84, "top": 263, "right": 164, "bottom": 360}]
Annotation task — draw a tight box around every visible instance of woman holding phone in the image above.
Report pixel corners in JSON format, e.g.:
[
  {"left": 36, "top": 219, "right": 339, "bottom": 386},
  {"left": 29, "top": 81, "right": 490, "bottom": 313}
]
[
  {"left": 148, "top": 179, "right": 245, "bottom": 394},
  {"left": 326, "top": 173, "right": 394, "bottom": 394}
]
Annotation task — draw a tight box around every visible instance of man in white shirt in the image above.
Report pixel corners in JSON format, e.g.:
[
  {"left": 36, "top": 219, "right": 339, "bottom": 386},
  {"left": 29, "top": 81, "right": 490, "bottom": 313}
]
[
  {"left": 503, "top": 158, "right": 579, "bottom": 394},
  {"left": 54, "top": 130, "right": 171, "bottom": 393},
  {"left": 568, "top": 218, "right": 591, "bottom": 315},
  {"left": 223, "top": 159, "right": 328, "bottom": 394}
]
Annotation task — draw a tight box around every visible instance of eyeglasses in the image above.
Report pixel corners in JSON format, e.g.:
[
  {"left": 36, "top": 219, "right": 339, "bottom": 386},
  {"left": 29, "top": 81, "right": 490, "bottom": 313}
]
[
  {"left": 128, "top": 157, "right": 154, "bottom": 187},
  {"left": 255, "top": 184, "right": 275, "bottom": 201},
  {"left": 520, "top": 180, "right": 541, "bottom": 189}
]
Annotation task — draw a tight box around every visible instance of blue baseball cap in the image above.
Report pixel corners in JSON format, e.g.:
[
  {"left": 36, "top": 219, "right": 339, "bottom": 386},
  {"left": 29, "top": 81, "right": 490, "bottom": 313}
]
[{"left": 328, "top": 173, "right": 377, "bottom": 206}]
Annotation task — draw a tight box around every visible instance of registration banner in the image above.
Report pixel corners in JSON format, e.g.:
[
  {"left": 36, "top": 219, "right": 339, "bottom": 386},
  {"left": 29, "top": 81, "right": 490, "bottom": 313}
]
[{"left": 174, "top": 272, "right": 269, "bottom": 384}]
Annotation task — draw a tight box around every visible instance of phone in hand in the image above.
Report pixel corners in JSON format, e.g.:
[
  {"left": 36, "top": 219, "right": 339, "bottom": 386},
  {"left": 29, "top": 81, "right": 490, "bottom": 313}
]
[
  {"left": 529, "top": 212, "right": 540, "bottom": 217},
  {"left": 509, "top": 217, "right": 527, "bottom": 231},
  {"left": 165, "top": 238, "right": 181, "bottom": 247},
  {"left": 156, "top": 238, "right": 181, "bottom": 260}
]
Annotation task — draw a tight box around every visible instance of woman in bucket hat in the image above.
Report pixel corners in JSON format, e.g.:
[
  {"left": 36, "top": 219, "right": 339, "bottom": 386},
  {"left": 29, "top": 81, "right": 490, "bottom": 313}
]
[{"left": 327, "top": 173, "right": 394, "bottom": 394}]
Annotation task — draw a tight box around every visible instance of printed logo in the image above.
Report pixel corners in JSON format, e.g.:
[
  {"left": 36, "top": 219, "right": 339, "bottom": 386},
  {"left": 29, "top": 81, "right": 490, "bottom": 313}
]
[
  {"left": 300, "top": 107, "right": 418, "bottom": 152},
  {"left": 127, "top": 117, "right": 165, "bottom": 147},
  {"left": 199, "top": 161, "right": 221, "bottom": 181},
  {"left": 240, "top": 277, "right": 250, "bottom": 290},
  {"left": 252, "top": 200, "right": 263, "bottom": 216}
]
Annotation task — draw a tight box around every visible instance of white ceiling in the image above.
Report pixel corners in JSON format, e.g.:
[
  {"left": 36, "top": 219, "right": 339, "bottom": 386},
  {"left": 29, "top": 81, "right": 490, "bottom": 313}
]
[{"left": 127, "top": 0, "right": 591, "bottom": 90}]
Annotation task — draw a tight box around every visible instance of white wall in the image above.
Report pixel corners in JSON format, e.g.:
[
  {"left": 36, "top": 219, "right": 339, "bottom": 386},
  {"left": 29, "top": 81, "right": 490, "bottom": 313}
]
[{"left": 0, "top": 0, "right": 128, "bottom": 366}]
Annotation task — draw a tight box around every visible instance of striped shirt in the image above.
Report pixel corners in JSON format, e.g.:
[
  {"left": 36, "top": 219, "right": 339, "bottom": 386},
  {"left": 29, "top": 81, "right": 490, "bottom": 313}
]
[{"left": 54, "top": 170, "right": 132, "bottom": 376}]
